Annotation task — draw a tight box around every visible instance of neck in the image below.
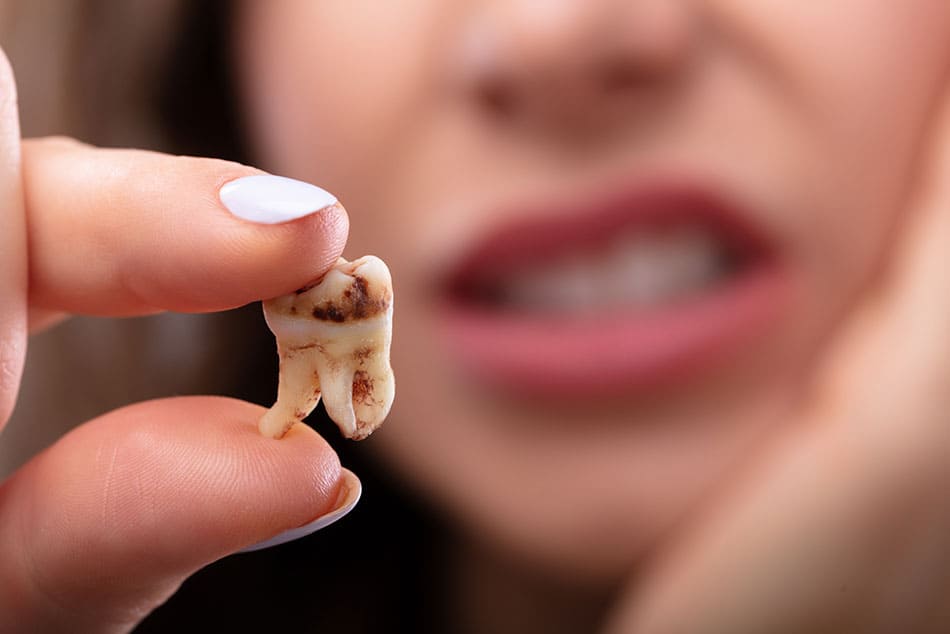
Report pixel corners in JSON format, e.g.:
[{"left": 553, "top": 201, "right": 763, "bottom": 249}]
[{"left": 448, "top": 536, "right": 616, "bottom": 634}]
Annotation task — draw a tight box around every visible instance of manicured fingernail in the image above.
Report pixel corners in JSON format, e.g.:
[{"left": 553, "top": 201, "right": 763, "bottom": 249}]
[
  {"left": 220, "top": 174, "right": 338, "bottom": 224},
  {"left": 238, "top": 468, "right": 361, "bottom": 553}
]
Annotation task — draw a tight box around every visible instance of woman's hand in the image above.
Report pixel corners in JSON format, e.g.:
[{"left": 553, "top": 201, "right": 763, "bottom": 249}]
[
  {"left": 0, "top": 52, "right": 352, "bottom": 632},
  {"left": 609, "top": 85, "right": 950, "bottom": 632}
]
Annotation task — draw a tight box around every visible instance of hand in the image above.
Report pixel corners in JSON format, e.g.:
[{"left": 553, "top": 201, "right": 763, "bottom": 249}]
[
  {"left": 607, "top": 85, "right": 950, "bottom": 632},
  {"left": 0, "top": 51, "right": 352, "bottom": 632}
]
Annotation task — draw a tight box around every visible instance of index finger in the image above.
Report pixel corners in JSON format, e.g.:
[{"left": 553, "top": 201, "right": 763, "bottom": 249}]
[{"left": 24, "top": 137, "right": 350, "bottom": 315}]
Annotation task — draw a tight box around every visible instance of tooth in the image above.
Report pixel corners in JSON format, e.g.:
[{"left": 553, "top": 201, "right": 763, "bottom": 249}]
[
  {"left": 607, "top": 228, "right": 722, "bottom": 305},
  {"left": 505, "top": 268, "right": 551, "bottom": 308},
  {"left": 658, "top": 228, "right": 712, "bottom": 294},
  {"left": 496, "top": 225, "right": 727, "bottom": 312},
  {"left": 615, "top": 236, "right": 667, "bottom": 305},
  {"left": 555, "top": 255, "right": 600, "bottom": 311},
  {"left": 505, "top": 257, "right": 600, "bottom": 312},
  {"left": 259, "top": 255, "right": 395, "bottom": 440}
]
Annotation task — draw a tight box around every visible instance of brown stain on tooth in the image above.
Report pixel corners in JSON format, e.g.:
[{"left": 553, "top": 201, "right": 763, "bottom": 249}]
[
  {"left": 312, "top": 303, "right": 346, "bottom": 322},
  {"left": 285, "top": 343, "right": 318, "bottom": 359},
  {"left": 277, "top": 418, "right": 295, "bottom": 439},
  {"left": 348, "top": 276, "right": 375, "bottom": 319},
  {"left": 310, "top": 275, "right": 390, "bottom": 323},
  {"left": 352, "top": 370, "right": 375, "bottom": 405}
]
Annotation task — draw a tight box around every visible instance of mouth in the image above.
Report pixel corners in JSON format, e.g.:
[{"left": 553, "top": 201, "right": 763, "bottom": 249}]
[{"left": 436, "top": 182, "right": 790, "bottom": 397}]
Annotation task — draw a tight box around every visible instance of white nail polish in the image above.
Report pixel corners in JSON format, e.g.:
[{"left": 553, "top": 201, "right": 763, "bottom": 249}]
[
  {"left": 238, "top": 468, "right": 361, "bottom": 553},
  {"left": 220, "top": 174, "right": 338, "bottom": 224}
]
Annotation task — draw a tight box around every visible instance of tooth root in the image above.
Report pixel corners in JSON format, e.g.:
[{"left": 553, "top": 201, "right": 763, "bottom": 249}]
[
  {"left": 321, "top": 368, "right": 358, "bottom": 439},
  {"left": 351, "top": 358, "right": 396, "bottom": 440},
  {"left": 259, "top": 345, "right": 323, "bottom": 439}
]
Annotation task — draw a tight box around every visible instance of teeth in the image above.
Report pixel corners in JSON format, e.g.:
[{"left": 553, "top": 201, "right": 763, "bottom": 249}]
[{"left": 496, "top": 226, "right": 728, "bottom": 312}]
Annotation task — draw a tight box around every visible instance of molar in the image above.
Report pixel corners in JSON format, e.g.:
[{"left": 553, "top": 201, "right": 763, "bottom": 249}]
[{"left": 259, "top": 255, "right": 395, "bottom": 440}]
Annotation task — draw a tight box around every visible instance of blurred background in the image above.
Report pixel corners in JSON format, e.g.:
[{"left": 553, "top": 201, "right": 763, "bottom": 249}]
[{"left": 0, "top": 2, "right": 456, "bottom": 631}]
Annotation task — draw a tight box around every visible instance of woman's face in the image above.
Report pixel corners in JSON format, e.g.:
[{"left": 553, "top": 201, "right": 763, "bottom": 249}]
[{"left": 236, "top": 1, "right": 950, "bottom": 579}]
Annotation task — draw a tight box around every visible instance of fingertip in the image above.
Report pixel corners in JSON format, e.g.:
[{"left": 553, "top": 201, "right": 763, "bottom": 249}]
[
  {"left": 212, "top": 198, "right": 350, "bottom": 306},
  {"left": 23, "top": 142, "right": 351, "bottom": 314},
  {"left": 0, "top": 396, "right": 346, "bottom": 626},
  {"left": 238, "top": 467, "right": 361, "bottom": 553},
  {"left": 93, "top": 396, "right": 345, "bottom": 543}
]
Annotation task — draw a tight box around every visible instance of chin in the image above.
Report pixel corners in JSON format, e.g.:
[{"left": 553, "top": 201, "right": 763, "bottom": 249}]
[{"left": 375, "top": 366, "right": 783, "bottom": 587}]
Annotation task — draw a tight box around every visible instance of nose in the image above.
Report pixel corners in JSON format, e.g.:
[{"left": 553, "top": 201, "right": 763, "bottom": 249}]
[{"left": 454, "top": 0, "right": 694, "bottom": 139}]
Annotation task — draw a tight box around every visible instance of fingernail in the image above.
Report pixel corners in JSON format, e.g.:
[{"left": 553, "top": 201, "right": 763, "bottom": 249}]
[
  {"left": 220, "top": 174, "right": 338, "bottom": 224},
  {"left": 238, "top": 468, "right": 361, "bottom": 553}
]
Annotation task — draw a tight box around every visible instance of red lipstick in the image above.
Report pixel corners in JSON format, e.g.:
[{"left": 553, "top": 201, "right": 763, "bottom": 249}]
[{"left": 436, "top": 182, "right": 789, "bottom": 396}]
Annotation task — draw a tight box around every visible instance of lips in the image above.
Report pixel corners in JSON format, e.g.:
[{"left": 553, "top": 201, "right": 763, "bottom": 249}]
[{"left": 436, "top": 182, "right": 789, "bottom": 396}]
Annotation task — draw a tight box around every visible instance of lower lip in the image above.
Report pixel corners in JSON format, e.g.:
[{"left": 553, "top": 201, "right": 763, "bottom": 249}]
[{"left": 437, "top": 265, "right": 790, "bottom": 397}]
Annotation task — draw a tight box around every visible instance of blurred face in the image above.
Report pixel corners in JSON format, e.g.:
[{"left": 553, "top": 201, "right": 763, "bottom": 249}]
[{"left": 236, "top": 1, "right": 950, "bottom": 579}]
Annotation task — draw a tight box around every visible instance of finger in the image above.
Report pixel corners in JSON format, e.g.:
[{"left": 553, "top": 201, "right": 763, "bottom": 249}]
[
  {"left": 0, "top": 50, "right": 27, "bottom": 429},
  {"left": 0, "top": 397, "right": 349, "bottom": 632},
  {"left": 23, "top": 137, "right": 350, "bottom": 316}
]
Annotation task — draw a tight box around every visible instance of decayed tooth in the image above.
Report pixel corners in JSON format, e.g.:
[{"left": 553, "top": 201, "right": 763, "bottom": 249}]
[{"left": 259, "top": 255, "right": 394, "bottom": 440}]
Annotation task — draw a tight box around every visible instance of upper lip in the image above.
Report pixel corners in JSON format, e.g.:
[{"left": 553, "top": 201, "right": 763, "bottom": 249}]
[{"left": 440, "top": 177, "right": 777, "bottom": 308}]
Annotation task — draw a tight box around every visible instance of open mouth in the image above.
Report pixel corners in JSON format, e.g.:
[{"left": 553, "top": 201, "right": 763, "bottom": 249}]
[{"left": 436, "top": 183, "right": 789, "bottom": 396}]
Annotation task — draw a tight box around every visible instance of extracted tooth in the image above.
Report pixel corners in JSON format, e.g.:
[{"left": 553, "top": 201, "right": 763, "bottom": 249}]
[{"left": 259, "top": 255, "right": 395, "bottom": 440}]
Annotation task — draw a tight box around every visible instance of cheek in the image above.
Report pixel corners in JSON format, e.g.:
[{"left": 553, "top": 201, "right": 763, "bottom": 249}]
[
  {"left": 233, "top": 0, "right": 950, "bottom": 578},
  {"left": 711, "top": 1, "right": 950, "bottom": 211},
  {"left": 235, "top": 0, "right": 447, "bottom": 205},
  {"left": 710, "top": 0, "right": 950, "bottom": 326}
]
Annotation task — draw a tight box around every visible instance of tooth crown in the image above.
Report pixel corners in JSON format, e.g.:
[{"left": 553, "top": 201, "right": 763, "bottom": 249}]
[{"left": 260, "top": 256, "right": 395, "bottom": 440}]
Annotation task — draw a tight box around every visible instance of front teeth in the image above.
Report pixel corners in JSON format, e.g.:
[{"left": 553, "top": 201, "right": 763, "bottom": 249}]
[{"left": 496, "top": 226, "right": 727, "bottom": 312}]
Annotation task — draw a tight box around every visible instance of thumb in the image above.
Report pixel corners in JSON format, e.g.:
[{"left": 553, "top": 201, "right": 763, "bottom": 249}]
[{"left": 0, "top": 396, "right": 353, "bottom": 633}]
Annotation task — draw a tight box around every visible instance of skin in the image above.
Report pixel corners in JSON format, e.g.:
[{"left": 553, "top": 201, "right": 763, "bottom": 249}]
[
  {"left": 1, "top": 1, "right": 949, "bottom": 632},
  {"left": 0, "top": 58, "right": 351, "bottom": 631},
  {"left": 236, "top": 0, "right": 950, "bottom": 630}
]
